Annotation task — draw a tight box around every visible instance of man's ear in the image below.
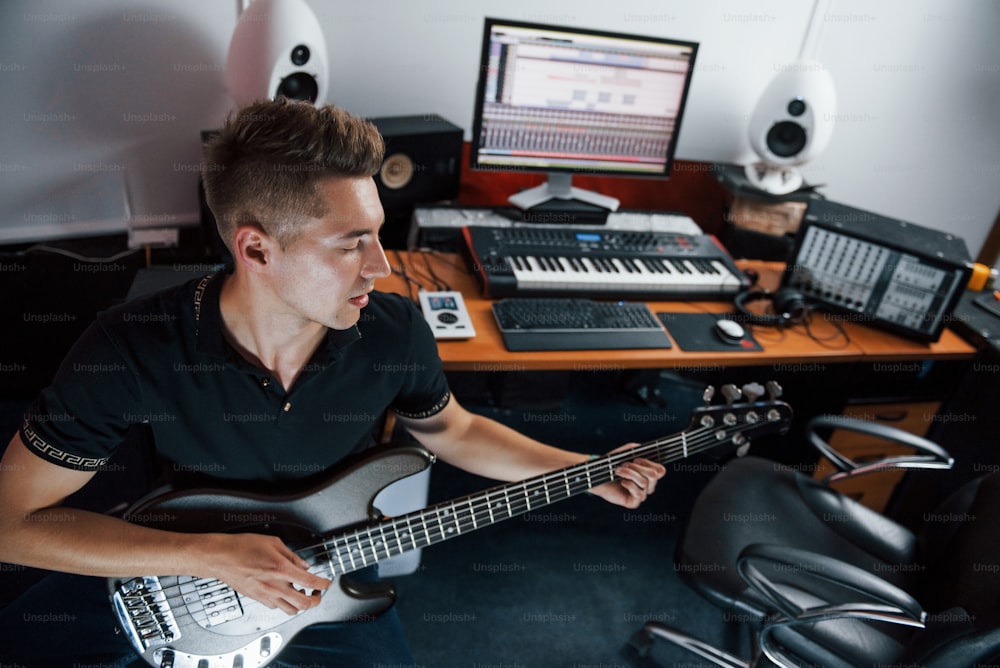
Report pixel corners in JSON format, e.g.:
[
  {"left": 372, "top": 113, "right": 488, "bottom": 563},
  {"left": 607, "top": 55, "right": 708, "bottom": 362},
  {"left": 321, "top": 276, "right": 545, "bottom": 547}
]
[{"left": 231, "top": 224, "right": 275, "bottom": 272}]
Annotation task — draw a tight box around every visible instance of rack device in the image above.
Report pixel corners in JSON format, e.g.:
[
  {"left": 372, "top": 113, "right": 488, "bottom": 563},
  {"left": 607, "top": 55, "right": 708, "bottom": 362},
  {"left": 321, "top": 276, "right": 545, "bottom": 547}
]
[{"left": 782, "top": 199, "right": 973, "bottom": 342}]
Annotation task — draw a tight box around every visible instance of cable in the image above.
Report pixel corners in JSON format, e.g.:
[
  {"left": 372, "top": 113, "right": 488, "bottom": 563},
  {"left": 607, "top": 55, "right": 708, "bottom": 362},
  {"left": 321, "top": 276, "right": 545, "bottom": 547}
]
[
  {"left": 390, "top": 250, "right": 420, "bottom": 301},
  {"left": 405, "top": 253, "right": 449, "bottom": 292},
  {"left": 390, "top": 250, "right": 458, "bottom": 300},
  {"left": 416, "top": 247, "right": 466, "bottom": 276},
  {"left": 798, "top": 0, "right": 830, "bottom": 62},
  {"left": 800, "top": 306, "right": 851, "bottom": 349},
  {"left": 420, "top": 255, "right": 449, "bottom": 291},
  {"left": 8, "top": 243, "right": 142, "bottom": 264}
]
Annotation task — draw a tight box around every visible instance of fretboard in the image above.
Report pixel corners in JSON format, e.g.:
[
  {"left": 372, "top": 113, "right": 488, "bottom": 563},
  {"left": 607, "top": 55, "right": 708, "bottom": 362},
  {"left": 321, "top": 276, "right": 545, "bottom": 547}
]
[{"left": 316, "top": 416, "right": 760, "bottom": 577}]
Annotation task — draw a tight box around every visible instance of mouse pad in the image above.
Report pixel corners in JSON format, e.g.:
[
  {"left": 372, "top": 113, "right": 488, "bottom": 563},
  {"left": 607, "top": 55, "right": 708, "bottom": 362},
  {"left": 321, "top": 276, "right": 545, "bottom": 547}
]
[{"left": 656, "top": 312, "right": 763, "bottom": 352}]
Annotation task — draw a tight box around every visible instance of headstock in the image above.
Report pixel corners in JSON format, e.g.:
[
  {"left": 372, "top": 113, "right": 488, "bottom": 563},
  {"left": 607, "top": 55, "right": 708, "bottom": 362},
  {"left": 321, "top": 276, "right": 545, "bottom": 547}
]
[{"left": 688, "top": 381, "right": 793, "bottom": 455}]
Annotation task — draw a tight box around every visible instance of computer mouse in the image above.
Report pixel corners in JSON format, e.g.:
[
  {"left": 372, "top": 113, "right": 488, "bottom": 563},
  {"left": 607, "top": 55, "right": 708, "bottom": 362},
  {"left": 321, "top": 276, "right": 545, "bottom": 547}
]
[{"left": 714, "top": 318, "right": 746, "bottom": 344}]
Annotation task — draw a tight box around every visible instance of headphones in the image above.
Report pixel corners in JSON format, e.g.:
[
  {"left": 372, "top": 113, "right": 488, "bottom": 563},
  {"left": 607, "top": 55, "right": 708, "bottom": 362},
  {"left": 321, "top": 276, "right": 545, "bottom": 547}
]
[{"left": 733, "top": 287, "right": 809, "bottom": 328}]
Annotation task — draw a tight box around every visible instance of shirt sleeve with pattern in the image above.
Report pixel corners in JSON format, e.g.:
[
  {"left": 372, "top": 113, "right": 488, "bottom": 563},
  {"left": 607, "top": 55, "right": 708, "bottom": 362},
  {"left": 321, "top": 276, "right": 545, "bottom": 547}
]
[{"left": 19, "top": 318, "right": 141, "bottom": 471}]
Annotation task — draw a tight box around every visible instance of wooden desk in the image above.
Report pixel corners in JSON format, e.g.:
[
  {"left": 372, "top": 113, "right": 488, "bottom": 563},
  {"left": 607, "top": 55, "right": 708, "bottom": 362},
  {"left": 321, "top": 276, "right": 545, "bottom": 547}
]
[{"left": 376, "top": 251, "right": 976, "bottom": 372}]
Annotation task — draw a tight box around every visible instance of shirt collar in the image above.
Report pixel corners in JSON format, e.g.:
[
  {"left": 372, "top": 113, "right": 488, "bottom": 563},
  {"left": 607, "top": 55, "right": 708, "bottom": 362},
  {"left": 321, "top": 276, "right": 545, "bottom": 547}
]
[{"left": 194, "top": 269, "right": 361, "bottom": 363}]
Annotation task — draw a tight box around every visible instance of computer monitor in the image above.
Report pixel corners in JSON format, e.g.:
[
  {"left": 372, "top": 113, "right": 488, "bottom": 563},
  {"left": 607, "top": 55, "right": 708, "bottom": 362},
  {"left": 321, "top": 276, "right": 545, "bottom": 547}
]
[{"left": 469, "top": 17, "right": 698, "bottom": 214}]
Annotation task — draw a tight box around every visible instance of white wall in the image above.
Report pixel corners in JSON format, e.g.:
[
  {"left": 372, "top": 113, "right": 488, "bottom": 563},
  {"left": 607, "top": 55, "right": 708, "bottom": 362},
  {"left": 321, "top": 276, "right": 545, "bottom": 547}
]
[
  {"left": 0, "top": 0, "right": 997, "bottom": 260},
  {"left": 0, "top": 0, "right": 235, "bottom": 242},
  {"left": 804, "top": 1, "right": 1000, "bottom": 264}
]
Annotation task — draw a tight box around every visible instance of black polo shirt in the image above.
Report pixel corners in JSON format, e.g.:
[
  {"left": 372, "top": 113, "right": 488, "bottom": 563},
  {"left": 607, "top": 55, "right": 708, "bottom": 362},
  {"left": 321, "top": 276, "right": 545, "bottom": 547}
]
[{"left": 19, "top": 270, "right": 450, "bottom": 484}]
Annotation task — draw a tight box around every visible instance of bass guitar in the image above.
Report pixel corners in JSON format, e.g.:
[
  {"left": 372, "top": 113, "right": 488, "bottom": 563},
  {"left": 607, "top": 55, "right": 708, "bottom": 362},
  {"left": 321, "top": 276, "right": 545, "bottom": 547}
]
[{"left": 108, "top": 382, "right": 792, "bottom": 667}]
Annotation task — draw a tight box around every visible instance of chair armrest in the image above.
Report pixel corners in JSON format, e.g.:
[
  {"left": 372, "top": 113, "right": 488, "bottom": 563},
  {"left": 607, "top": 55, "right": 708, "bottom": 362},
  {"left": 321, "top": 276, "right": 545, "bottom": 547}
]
[
  {"left": 736, "top": 543, "right": 926, "bottom": 668},
  {"left": 759, "top": 604, "right": 927, "bottom": 668},
  {"left": 806, "top": 414, "right": 953, "bottom": 483},
  {"left": 736, "top": 543, "right": 926, "bottom": 621}
]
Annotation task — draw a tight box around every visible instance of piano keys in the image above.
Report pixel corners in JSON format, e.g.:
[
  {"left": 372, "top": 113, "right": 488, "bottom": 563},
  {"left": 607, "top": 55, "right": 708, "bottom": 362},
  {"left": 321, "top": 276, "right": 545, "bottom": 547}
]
[{"left": 461, "top": 225, "right": 750, "bottom": 300}]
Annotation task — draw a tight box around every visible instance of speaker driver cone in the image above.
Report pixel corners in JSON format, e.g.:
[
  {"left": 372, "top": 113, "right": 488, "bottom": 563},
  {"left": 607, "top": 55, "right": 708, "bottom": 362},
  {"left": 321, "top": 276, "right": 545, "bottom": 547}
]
[
  {"left": 276, "top": 72, "right": 319, "bottom": 103},
  {"left": 380, "top": 153, "right": 415, "bottom": 190},
  {"left": 766, "top": 121, "right": 807, "bottom": 158}
]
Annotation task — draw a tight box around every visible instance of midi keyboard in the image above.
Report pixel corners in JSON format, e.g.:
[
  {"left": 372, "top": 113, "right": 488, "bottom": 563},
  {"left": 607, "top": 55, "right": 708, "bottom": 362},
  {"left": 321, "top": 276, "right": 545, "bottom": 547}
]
[{"left": 461, "top": 225, "right": 749, "bottom": 300}]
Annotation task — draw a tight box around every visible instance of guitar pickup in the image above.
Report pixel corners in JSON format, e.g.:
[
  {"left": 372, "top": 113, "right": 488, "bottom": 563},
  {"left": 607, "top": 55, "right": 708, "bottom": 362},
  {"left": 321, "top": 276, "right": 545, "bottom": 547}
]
[{"left": 178, "top": 575, "right": 244, "bottom": 627}]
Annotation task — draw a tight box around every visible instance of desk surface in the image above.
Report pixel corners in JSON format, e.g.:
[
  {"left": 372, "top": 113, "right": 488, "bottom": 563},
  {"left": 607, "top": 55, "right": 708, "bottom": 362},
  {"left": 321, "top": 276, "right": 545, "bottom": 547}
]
[{"left": 376, "top": 251, "right": 977, "bottom": 372}]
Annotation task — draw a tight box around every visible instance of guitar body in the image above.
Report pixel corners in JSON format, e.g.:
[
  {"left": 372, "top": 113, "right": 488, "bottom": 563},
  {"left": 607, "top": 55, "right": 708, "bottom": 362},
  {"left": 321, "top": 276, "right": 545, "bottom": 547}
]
[
  {"left": 108, "top": 444, "right": 434, "bottom": 668},
  {"left": 107, "top": 385, "right": 792, "bottom": 668}
]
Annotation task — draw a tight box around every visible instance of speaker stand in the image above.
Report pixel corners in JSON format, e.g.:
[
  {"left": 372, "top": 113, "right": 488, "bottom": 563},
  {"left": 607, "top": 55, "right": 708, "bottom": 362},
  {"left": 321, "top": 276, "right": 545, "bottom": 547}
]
[{"left": 744, "top": 162, "right": 805, "bottom": 196}]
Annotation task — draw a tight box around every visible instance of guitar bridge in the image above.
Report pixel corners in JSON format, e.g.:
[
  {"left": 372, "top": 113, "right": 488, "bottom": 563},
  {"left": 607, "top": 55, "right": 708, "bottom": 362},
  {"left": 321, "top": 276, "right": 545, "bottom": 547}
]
[{"left": 112, "top": 576, "right": 181, "bottom": 653}]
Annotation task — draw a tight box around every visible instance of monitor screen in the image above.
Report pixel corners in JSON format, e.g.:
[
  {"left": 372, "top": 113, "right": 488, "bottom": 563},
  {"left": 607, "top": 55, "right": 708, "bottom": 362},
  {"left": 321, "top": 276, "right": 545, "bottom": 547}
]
[{"left": 469, "top": 17, "right": 698, "bottom": 212}]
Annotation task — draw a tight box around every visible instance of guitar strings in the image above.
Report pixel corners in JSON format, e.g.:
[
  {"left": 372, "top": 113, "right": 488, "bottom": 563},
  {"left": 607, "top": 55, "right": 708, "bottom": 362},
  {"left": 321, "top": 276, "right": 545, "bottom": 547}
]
[
  {"left": 124, "top": 415, "right": 782, "bottom": 628},
  {"left": 297, "top": 418, "right": 766, "bottom": 568},
  {"left": 136, "top": 419, "right": 767, "bottom": 628},
  {"left": 274, "top": 425, "right": 721, "bottom": 573},
  {"left": 130, "top": 419, "right": 765, "bottom": 624}
]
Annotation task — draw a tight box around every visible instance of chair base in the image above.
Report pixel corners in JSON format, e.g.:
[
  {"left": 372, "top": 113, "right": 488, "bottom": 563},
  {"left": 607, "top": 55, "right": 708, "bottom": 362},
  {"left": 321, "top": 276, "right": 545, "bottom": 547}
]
[{"left": 625, "top": 622, "right": 753, "bottom": 668}]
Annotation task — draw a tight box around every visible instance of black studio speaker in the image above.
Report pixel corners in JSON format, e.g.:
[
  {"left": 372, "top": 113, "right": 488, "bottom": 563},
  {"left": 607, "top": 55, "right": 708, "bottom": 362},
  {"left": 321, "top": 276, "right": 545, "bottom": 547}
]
[{"left": 369, "top": 115, "right": 463, "bottom": 249}]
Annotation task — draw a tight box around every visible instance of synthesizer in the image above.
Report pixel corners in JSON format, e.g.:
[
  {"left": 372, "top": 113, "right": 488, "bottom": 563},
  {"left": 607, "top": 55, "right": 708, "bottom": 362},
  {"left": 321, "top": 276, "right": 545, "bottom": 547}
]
[{"left": 461, "top": 225, "right": 750, "bottom": 300}]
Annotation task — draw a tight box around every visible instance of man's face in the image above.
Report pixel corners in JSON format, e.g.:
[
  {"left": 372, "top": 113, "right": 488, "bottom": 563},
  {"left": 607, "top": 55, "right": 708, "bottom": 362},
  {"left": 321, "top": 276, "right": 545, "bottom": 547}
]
[{"left": 266, "top": 175, "right": 391, "bottom": 330}]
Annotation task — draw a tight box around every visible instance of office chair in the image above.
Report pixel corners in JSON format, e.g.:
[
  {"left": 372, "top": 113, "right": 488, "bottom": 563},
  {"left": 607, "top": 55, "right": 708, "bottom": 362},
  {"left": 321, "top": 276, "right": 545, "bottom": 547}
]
[{"left": 625, "top": 415, "right": 1000, "bottom": 667}]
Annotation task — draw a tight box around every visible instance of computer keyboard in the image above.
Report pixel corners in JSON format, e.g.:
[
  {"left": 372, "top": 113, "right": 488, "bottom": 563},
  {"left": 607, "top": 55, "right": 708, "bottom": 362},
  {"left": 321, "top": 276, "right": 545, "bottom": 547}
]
[{"left": 491, "top": 298, "right": 672, "bottom": 351}]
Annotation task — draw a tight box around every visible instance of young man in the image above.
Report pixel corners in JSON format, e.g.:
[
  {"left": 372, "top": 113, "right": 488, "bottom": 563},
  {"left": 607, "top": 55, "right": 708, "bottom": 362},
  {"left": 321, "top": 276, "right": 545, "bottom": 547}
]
[{"left": 0, "top": 98, "right": 665, "bottom": 666}]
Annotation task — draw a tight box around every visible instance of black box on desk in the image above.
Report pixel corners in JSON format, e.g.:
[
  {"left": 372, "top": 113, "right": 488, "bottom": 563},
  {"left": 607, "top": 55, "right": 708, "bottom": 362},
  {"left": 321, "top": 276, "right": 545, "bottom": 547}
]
[
  {"left": 409, "top": 205, "right": 518, "bottom": 251},
  {"left": 715, "top": 163, "right": 821, "bottom": 261},
  {"left": 782, "top": 199, "right": 973, "bottom": 342},
  {"left": 409, "top": 205, "right": 704, "bottom": 252},
  {"left": 369, "top": 115, "right": 463, "bottom": 249}
]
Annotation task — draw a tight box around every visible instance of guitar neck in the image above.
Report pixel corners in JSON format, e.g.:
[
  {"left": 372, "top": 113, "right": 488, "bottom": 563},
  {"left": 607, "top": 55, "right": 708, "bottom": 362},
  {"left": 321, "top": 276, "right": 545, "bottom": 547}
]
[{"left": 316, "top": 400, "right": 788, "bottom": 577}]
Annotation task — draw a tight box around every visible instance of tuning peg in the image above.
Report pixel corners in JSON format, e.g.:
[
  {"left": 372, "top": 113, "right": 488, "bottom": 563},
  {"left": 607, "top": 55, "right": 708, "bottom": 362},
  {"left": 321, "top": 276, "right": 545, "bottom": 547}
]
[
  {"left": 741, "top": 382, "right": 765, "bottom": 402},
  {"left": 765, "top": 380, "right": 783, "bottom": 401},
  {"left": 720, "top": 384, "right": 742, "bottom": 406},
  {"left": 702, "top": 386, "right": 715, "bottom": 405}
]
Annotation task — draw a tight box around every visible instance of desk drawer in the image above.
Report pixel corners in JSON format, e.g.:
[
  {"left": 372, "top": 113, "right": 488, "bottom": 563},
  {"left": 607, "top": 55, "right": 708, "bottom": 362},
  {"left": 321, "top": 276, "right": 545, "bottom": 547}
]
[{"left": 814, "top": 401, "right": 941, "bottom": 512}]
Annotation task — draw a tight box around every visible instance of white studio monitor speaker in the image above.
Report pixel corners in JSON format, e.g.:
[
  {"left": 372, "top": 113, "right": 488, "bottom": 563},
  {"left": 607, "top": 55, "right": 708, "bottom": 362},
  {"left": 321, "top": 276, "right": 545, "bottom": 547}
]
[
  {"left": 225, "top": 0, "right": 329, "bottom": 108},
  {"left": 745, "top": 60, "right": 836, "bottom": 195}
]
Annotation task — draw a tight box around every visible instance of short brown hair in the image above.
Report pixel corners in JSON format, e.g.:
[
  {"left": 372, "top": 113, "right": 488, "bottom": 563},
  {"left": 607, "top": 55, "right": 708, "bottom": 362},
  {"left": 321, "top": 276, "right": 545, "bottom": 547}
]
[{"left": 202, "top": 98, "right": 385, "bottom": 252}]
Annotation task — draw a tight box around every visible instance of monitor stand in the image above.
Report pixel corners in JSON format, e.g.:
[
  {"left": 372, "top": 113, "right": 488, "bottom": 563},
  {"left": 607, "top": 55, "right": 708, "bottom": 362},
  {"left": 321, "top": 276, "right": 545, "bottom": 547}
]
[{"left": 508, "top": 172, "right": 621, "bottom": 213}]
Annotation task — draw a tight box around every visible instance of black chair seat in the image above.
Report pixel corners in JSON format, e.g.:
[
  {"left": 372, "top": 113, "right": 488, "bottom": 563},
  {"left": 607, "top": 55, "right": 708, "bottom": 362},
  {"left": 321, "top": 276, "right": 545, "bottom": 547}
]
[{"left": 677, "top": 456, "right": 919, "bottom": 619}]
